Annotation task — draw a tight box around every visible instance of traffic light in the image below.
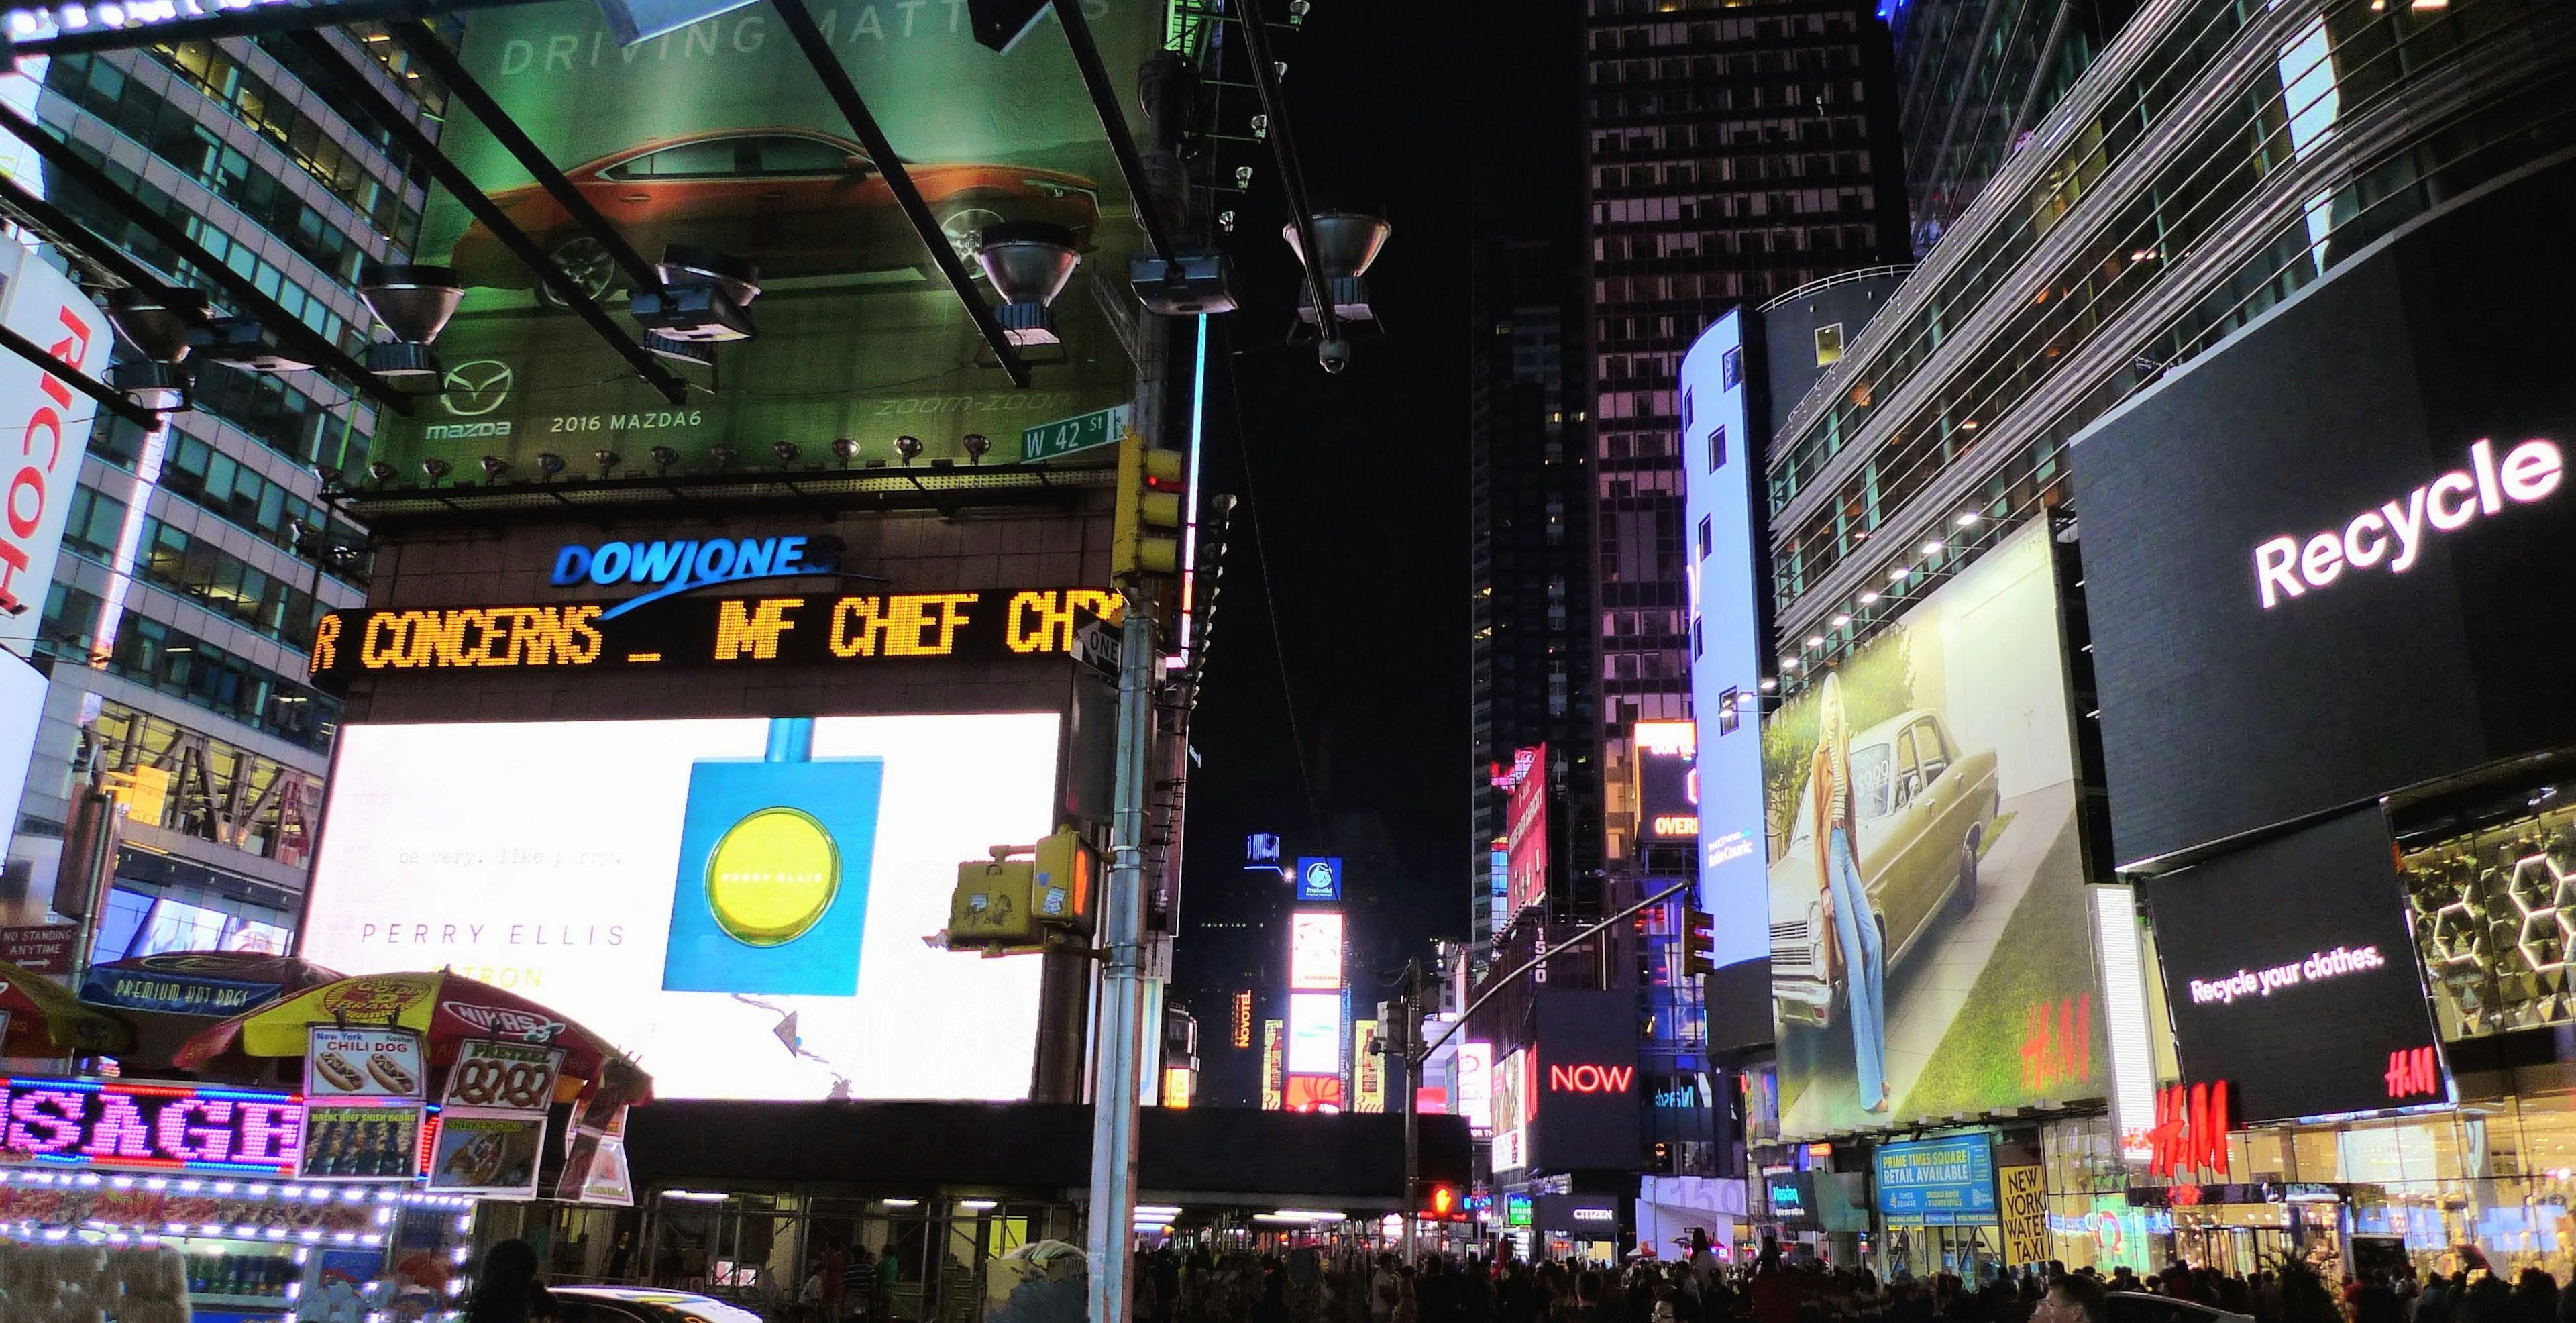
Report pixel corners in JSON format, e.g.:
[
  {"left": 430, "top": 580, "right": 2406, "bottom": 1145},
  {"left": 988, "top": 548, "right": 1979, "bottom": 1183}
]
[
  {"left": 1032, "top": 826, "right": 1097, "bottom": 935},
  {"left": 1682, "top": 908, "right": 1718, "bottom": 980},
  {"left": 1112, "top": 431, "right": 1185, "bottom": 582},
  {"left": 1420, "top": 1183, "right": 1463, "bottom": 1222},
  {"left": 945, "top": 827, "right": 1100, "bottom": 954}
]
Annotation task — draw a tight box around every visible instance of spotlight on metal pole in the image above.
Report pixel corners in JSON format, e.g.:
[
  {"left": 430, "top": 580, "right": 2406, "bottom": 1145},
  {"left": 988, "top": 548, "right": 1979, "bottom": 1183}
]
[
  {"left": 357, "top": 264, "right": 464, "bottom": 381},
  {"left": 974, "top": 221, "right": 1080, "bottom": 348},
  {"left": 103, "top": 286, "right": 203, "bottom": 411},
  {"left": 1283, "top": 208, "right": 1391, "bottom": 372}
]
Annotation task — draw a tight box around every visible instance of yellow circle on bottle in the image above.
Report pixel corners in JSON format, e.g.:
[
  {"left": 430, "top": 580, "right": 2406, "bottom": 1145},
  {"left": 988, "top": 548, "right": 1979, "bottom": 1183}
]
[{"left": 705, "top": 806, "right": 840, "bottom": 947}]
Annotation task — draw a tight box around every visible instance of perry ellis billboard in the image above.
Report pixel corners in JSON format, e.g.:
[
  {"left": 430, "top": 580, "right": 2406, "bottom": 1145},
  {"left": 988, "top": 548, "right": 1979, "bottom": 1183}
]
[{"left": 383, "top": 0, "right": 1156, "bottom": 478}]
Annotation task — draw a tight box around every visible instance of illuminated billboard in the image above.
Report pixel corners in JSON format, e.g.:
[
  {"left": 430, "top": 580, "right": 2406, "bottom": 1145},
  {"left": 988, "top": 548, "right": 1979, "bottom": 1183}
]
[
  {"left": 1680, "top": 310, "right": 1770, "bottom": 1047},
  {"left": 0, "top": 235, "right": 111, "bottom": 655},
  {"left": 1504, "top": 744, "right": 1549, "bottom": 922},
  {"left": 1260, "top": 1020, "right": 1283, "bottom": 1111},
  {"left": 1456, "top": 1041, "right": 1493, "bottom": 1133},
  {"left": 1634, "top": 720, "right": 1699, "bottom": 841},
  {"left": 378, "top": 0, "right": 1157, "bottom": 478},
  {"left": 302, "top": 714, "right": 1059, "bottom": 1101},
  {"left": 1287, "top": 911, "right": 1344, "bottom": 992},
  {"left": 1764, "top": 523, "right": 2102, "bottom": 1134},
  {"left": 1284, "top": 992, "right": 1340, "bottom": 1077}
]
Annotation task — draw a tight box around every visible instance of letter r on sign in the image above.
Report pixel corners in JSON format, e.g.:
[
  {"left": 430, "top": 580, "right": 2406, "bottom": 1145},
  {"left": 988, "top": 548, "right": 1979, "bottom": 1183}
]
[{"left": 2254, "top": 536, "right": 2302, "bottom": 608}]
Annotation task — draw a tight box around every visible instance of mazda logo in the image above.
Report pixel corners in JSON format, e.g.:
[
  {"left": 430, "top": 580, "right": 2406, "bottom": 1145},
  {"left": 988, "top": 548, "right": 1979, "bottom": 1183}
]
[{"left": 441, "top": 360, "right": 513, "bottom": 417}]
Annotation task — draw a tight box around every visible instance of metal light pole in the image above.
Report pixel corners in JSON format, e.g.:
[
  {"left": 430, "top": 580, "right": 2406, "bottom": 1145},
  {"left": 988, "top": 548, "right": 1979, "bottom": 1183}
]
[
  {"left": 1398, "top": 959, "right": 1421, "bottom": 1266},
  {"left": 1086, "top": 590, "right": 1157, "bottom": 1323},
  {"left": 1405, "top": 880, "right": 1692, "bottom": 1256}
]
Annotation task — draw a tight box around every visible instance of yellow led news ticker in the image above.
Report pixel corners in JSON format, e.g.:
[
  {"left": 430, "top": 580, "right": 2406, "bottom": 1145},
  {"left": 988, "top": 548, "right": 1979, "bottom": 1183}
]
[{"left": 305, "top": 588, "right": 1121, "bottom": 690}]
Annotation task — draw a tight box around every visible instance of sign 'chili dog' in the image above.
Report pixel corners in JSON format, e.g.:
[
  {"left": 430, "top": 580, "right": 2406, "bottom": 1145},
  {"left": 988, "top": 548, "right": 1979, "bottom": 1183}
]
[{"left": 305, "top": 1027, "right": 426, "bottom": 1101}]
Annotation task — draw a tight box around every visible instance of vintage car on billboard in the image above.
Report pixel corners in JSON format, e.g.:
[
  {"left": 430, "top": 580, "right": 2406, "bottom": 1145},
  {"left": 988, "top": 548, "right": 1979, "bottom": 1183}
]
[
  {"left": 1768, "top": 708, "right": 1999, "bottom": 1029},
  {"left": 449, "top": 128, "right": 1102, "bottom": 304}
]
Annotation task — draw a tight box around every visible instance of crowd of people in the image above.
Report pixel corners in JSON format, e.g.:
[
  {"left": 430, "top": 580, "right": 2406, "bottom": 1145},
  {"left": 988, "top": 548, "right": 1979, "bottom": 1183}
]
[{"left": 1120, "top": 1236, "right": 2576, "bottom": 1323}]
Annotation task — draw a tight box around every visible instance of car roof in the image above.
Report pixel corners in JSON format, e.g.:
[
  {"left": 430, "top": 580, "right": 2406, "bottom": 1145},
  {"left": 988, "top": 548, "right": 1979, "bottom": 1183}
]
[
  {"left": 1851, "top": 708, "right": 1938, "bottom": 747},
  {"left": 555, "top": 1287, "right": 739, "bottom": 1308}
]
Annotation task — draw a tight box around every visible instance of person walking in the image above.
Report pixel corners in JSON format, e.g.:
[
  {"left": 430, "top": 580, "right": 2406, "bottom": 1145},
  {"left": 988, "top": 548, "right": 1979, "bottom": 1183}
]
[
  {"left": 1811, "top": 673, "right": 1890, "bottom": 1113},
  {"left": 468, "top": 1241, "right": 558, "bottom": 1323}
]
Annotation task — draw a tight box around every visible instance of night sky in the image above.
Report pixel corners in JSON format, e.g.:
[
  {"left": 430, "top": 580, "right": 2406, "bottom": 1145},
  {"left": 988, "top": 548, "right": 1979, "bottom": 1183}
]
[{"left": 1174, "top": 0, "right": 1580, "bottom": 1016}]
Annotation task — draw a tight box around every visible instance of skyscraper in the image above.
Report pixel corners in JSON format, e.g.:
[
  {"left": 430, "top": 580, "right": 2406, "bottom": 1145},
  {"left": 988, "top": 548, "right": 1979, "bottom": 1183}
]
[
  {"left": 1470, "top": 237, "right": 1600, "bottom": 945},
  {"left": 1582, "top": 0, "right": 1912, "bottom": 902},
  {"left": 0, "top": 32, "right": 441, "bottom": 957}
]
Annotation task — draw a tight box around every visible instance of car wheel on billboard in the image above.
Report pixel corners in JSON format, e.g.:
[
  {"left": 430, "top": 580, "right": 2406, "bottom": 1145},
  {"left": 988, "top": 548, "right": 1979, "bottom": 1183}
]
[
  {"left": 537, "top": 235, "right": 621, "bottom": 309},
  {"left": 1950, "top": 837, "right": 1980, "bottom": 922},
  {"left": 936, "top": 201, "right": 1010, "bottom": 270}
]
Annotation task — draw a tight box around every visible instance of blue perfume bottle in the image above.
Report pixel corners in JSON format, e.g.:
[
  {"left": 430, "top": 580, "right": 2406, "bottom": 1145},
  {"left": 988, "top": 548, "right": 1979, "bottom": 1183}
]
[{"left": 662, "top": 717, "right": 883, "bottom": 995}]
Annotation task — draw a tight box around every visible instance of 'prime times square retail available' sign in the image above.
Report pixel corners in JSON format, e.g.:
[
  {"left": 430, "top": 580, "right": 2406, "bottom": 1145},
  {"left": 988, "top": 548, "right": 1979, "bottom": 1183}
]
[
  {"left": 1875, "top": 1134, "right": 1998, "bottom": 1226},
  {"left": 384, "top": 0, "right": 1158, "bottom": 479}
]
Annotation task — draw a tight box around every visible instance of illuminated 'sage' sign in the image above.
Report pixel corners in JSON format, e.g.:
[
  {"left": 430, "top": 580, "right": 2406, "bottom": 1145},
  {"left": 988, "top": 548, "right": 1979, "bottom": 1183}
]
[{"left": 0, "top": 1077, "right": 307, "bottom": 1173}]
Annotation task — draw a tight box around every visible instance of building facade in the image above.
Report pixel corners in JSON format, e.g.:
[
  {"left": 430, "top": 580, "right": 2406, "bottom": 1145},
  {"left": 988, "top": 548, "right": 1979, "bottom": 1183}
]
[
  {"left": 1470, "top": 237, "right": 1599, "bottom": 945},
  {"left": 1582, "top": 0, "right": 1913, "bottom": 925},
  {"left": 1, "top": 32, "right": 443, "bottom": 958},
  {"left": 1736, "top": 0, "right": 2576, "bottom": 1279}
]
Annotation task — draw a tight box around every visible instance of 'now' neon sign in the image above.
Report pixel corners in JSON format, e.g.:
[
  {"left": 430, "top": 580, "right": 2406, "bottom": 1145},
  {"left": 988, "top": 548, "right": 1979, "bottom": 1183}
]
[{"left": 1547, "top": 1064, "right": 1634, "bottom": 1093}]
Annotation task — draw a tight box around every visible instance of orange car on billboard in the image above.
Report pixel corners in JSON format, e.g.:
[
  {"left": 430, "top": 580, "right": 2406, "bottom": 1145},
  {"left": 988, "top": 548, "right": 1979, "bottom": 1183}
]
[{"left": 447, "top": 128, "right": 1102, "bottom": 303}]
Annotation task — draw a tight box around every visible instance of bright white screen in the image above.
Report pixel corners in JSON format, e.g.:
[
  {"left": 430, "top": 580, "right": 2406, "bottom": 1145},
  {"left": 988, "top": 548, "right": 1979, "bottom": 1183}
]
[
  {"left": 1287, "top": 912, "right": 1343, "bottom": 991},
  {"left": 1285, "top": 992, "right": 1340, "bottom": 1076},
  {"left": 301, "top": 715, "right": 1061, "bottom": 1102}
]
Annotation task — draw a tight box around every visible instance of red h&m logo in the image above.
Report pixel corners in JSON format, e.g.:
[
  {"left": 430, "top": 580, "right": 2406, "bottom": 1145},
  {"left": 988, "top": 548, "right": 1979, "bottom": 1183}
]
[
  {"left": 2150, "top": 1081, "right": 2231, "bottom": 1181},
  {"left": 2385, "top": 1046, "right": 2440, "bottom": 1099},
  {"left": 2019, "top": 994, "right": 2094, "bottom": 1092},
  {"left": 1548, "top": 1064, "right": 1635, "bottom": 1093}
]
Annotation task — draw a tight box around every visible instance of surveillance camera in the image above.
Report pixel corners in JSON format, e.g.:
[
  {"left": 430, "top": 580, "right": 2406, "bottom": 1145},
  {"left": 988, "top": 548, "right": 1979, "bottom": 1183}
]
[{"left": 1317, "top": 338, "right": 1351, "bottom": 374}]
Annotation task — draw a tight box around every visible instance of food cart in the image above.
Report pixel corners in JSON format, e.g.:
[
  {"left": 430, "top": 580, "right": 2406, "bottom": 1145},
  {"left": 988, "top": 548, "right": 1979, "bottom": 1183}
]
[{"left": 0, "top": 967, "right": 649, "bottom": 1323}]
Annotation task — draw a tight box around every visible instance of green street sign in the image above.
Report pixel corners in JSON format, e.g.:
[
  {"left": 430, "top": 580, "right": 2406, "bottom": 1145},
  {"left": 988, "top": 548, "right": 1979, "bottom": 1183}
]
[{"left": 1022, "top": 404, "right": 1132, "bottom": 463}]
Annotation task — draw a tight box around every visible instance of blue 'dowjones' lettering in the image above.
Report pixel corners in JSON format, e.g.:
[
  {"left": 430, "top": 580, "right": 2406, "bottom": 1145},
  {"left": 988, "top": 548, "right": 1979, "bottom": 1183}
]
[{"left": 549, "top": 535, "right": 830, "bottom": 618}]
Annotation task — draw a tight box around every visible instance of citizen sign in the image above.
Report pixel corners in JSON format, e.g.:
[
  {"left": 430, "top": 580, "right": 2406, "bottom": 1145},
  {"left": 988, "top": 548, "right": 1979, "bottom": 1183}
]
[{"left": 2255, "top": 438, "right": 2562, "bottom": 609}]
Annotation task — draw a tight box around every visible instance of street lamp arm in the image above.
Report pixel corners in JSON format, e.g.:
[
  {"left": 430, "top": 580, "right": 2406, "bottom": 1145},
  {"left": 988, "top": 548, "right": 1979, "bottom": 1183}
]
[{"left": 1415, "top": 878, "right": 1691, "bottom": 1063}]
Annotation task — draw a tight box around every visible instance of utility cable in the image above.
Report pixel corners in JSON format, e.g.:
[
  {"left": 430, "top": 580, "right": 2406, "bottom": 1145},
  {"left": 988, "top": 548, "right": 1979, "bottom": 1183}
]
[{"left": 1218, "top": 318, "right": 1326, "bottom": 843}]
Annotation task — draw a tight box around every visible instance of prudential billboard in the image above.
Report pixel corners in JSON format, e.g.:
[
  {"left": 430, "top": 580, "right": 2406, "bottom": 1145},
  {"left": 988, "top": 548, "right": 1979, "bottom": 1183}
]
[
  {"left": 381, "top": 0, "right": 1153, "bottom": 478},
  {"left": 1680, "top": 311, "right": 1769, "bottom": 1047}
]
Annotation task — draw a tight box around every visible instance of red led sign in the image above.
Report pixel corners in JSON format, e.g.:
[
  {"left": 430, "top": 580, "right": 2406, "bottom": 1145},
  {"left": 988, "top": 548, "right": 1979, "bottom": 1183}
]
[
  {"left": 1546, "top": 1064, "right": 1635, "bottom": 1094},
  {"left": 2385, "top": 1046, "right": 2440, "bottom": 1100},
  {"left": 2149, "top": 1081, "right": 2231, "bottom": 1181},
  {"left": 0, "top": 1077, "right": 307, "bottom": 1175}
]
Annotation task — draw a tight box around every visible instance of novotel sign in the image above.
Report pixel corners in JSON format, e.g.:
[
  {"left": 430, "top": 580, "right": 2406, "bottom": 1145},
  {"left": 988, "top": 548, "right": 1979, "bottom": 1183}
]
[
  {"left": 0, "top": 1077, "right": 307, "bottom": 1175},
  {"left": 551, "top": 535, "right": 843, "bottom": 620},
  {"left": 2255, "top": 438, "right": 2561, "bottom": 610}
]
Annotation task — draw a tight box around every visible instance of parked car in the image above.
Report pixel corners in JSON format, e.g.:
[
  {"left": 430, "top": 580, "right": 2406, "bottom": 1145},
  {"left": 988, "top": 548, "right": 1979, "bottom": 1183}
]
[
  {"left": 1768, "top": 708, "right": 2000, "bottom": 1030},
  {"left": 2108, "top": 1293, "right": 2255, "bottom": 1323},
  {"left": 448, "top": 127, "right": 1102, "bottom": 305},
  {"left": 553, "top": 1285, "right": 768, "bottom": 1323}
]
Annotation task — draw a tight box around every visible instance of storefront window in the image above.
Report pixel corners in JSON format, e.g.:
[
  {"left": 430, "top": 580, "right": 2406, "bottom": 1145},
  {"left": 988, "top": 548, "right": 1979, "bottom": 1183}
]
[
  {"left": 2399, "top": 797, "right": 2576, "bottom": 1041},
  {"left": 2042, "top": 1116, "right": 2160, "bottom": 1275}
]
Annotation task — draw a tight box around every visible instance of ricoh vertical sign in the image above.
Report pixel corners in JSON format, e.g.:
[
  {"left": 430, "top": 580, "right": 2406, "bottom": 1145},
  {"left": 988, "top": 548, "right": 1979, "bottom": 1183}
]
[{"left": 0, "top": 237, "right": 111, "bottom": 654}]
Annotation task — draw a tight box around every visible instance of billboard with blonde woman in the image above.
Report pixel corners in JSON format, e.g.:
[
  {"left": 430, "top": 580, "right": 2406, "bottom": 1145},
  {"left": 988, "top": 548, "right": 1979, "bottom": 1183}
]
[{"left": 1762, "top": 522, "right": 2104, "bottom": 1137}]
